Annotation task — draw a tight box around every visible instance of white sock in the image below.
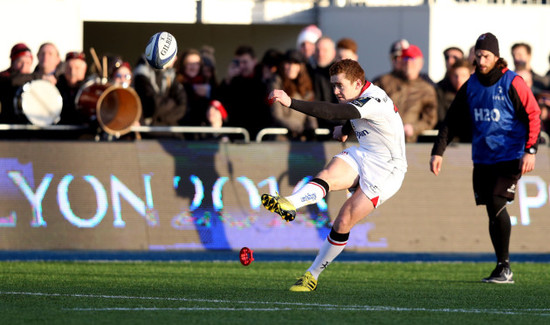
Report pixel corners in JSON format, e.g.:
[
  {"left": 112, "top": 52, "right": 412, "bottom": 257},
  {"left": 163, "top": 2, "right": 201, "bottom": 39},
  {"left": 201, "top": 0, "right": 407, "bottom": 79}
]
[
  {"left": 286, "top": 180, "right": 328, "bottom": 209},
  {"left": 307, "top": 233, "right": 348, "bottom": 279}
]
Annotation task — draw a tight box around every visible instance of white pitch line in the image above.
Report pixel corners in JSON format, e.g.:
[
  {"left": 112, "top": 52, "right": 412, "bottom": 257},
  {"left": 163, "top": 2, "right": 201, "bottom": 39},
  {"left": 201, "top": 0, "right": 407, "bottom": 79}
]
[
  {"left": 2, "top": 291, "right": 549, "bottom": 316},
  {"left": 0, "top": 291, "right": 366, "bottom": 307},
  {"left": 64, "top": 307, "right": 550, "bottom": 316},
  {"left": 67, "top": 307, "right": 294, "bottom": 311}
]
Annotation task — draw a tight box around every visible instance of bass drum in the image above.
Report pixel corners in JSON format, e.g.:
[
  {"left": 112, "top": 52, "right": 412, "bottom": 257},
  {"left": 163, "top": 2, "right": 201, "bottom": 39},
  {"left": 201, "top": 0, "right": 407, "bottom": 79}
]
[
  {"left": 13, "top": 79, "right": 62, "bottom": 126},
  {"left": 75, "top": 80, "right": 142, "bottom": 136}
]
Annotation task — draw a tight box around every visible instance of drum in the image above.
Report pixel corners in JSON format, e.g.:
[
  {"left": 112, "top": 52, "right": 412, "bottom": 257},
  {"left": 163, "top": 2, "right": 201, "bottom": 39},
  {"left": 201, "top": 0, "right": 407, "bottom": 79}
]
[
  {"left": 75, "top": 80, "right": 142, "bottom": 136},
  {"left": 13, "top": 80, "right": 62, "bottom": 126}
]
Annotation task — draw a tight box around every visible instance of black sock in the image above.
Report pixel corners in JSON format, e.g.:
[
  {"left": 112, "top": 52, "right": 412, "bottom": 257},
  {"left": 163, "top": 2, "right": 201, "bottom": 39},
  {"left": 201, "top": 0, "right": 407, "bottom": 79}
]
[
  {"left": 329, "top": 227, "right": 350, "bottom": 243},
  {"left": 486, "top": 196, "right": 511, "bottom": 265}
]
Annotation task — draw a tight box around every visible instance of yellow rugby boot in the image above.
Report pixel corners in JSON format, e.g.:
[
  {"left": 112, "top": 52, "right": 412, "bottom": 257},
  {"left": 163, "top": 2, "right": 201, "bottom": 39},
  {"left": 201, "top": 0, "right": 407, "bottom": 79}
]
[
  {"left": 261, "top": 193, "right": 296, "bottom": 222},
  {"left": 289, "top": 272, "right": 317, "bottom": 292}
]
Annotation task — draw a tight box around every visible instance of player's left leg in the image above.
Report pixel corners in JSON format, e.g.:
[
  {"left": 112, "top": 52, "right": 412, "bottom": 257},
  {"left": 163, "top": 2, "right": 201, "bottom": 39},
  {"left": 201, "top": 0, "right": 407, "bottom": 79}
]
[
  {"left": 290, "top": 190, "right": 374, "bottom": 292},
  {"left": 477, "top": 161, "right": 520, "bottom": 284},
  {"left": 262, "top": 157, "right": 358, "bottom": 222},
  {"left": 481, "top": 194, "right": 514, "bottom": 283}
]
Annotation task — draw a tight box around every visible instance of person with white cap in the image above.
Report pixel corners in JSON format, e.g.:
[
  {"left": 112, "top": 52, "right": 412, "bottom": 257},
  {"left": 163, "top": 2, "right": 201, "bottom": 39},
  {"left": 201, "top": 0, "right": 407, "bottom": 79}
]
[
  {"left": 296, "top": 24, "right": 322, "bottom": 64},
  {"left": 430, "top": 32, "right": 541, "bottom": 284}
]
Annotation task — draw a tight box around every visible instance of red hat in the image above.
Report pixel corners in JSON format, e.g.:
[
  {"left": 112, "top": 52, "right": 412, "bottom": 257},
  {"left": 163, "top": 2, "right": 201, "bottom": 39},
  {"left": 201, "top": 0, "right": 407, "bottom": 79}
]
[
  {"left": 401, "top": 45, "right": 423, "bottom": 59},
  {"left": 390, "top": 39, "right": 409, "bottom": 57},
  {"left": 10, "top": 43, "right": 32, "bottom": 61},
  {"left": 65, "top": 51, "right": 86, "bottom": 61},
  {"left": 121, "top": 62, "right": 131, "bottom": 74}
]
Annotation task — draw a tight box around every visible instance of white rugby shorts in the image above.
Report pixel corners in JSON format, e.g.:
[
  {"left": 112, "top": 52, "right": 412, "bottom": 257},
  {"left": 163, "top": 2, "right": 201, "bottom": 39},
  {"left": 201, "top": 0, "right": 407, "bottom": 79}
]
[{"left": 334, "top": 146, "right": 405, "bottom": 208}]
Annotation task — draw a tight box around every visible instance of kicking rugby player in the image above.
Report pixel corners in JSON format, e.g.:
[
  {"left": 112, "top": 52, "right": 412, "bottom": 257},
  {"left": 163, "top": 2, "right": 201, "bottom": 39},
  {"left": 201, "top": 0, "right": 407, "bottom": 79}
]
[{"left": 262, "top": 59, "right": 407, "bottom": 291}]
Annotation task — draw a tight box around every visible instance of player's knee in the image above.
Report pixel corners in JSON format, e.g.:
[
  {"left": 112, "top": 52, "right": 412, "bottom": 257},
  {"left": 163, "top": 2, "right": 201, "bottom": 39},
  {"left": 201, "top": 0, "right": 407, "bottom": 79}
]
[{"left": 486, "top": 195, "right": 507, "bottom": 219}]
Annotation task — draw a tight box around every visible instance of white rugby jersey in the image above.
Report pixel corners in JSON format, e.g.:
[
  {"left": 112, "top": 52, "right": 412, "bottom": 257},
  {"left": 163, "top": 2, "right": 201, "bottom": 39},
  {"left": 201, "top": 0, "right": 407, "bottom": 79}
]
[{"left": 348, "top": 81, "right": 407, "bottom": 172}]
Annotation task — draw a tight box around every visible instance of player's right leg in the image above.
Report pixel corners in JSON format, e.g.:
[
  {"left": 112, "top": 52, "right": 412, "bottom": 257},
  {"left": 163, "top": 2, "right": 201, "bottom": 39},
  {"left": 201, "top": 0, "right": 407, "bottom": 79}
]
[
  {"left": 289, "top": 154, "right": 404, "bottom": 292},
  {"left": 289, "top": 271, "right": 318, "bottom": 292},
  {"left": 290, "top": 190, "right": 375, "bottom": 292}
]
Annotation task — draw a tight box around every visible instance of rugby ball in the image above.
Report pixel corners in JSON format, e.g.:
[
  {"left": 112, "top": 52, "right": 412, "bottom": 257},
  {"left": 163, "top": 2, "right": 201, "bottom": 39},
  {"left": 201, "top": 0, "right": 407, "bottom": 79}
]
[{"left": 145, "top": 32, "right": 178, "bottom": 69}]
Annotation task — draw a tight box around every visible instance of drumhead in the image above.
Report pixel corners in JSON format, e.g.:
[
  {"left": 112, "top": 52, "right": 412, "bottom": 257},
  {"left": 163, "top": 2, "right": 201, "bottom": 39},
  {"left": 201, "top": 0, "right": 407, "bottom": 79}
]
[{"left": 18, "top": 80, "right": 62, "bottom": 126}]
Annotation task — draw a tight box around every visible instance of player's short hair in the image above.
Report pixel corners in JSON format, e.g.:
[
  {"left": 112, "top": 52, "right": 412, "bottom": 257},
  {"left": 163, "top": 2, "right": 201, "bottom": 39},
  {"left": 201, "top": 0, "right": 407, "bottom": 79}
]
[{"left": 329, "top": 59, "right": 365, "bottom": 84}]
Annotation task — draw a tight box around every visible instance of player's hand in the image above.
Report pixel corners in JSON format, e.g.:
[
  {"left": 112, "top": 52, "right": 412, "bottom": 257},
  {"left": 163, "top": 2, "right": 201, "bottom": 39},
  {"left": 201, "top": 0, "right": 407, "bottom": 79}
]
[
  {"left": 521, "top": 153, "right": 536, "bottom": 175},
  {"left": 333, "top": 125, "right": 348, "bottom": 142},
  {"left": 268, "top": 89, "right": 291, "bottom": 107},
  {"left": 430, "top": 155, "right": 443, "bottom": 176}
]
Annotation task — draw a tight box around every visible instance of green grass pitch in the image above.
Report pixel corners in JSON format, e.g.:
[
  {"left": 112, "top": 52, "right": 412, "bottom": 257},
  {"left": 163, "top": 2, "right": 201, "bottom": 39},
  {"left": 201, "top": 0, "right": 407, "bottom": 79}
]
[{"left": 1, "top": 261, "right": 549, "bottom": 324}]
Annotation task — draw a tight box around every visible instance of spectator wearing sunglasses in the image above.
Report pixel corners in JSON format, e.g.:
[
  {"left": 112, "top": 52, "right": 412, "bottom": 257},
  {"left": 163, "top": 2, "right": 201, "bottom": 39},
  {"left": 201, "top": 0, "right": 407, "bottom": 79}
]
[{"left": 111, "top": 60, "right": 133, "bottom": 87}]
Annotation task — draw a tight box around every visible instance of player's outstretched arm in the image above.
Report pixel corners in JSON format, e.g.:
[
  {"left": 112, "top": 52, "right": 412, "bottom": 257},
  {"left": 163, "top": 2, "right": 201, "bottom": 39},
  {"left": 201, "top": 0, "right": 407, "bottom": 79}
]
[
  {"left": 268, "top": 89, "right": 291, "bottom": 107},
  {"left": 269, "top": 89, "right": 361, "bottom": 120},
  {"left": 430, "top": 155, "right": 443, "bottom": 176}
]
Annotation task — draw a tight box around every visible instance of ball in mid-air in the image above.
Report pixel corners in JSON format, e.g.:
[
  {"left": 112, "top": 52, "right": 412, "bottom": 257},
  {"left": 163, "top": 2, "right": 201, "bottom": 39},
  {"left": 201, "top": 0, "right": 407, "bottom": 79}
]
[{"left": 145, "top": 31, "right": 177, "bottom": 69}]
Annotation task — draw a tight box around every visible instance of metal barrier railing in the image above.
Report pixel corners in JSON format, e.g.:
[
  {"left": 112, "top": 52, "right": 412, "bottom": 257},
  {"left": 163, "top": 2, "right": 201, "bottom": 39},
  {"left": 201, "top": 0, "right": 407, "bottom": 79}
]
[
  {"left": 255, "top": 128, "right": 330, "bottom": 142},
  {"left": 2, "top": 124, "right": 548, "bottom": 146},
  {"left": 0, "top": 124, "right": 87, "bottom": 131},
  {"left": 130, "top": 126, "right": 250, "bottom": 143},
  {"left": 0, "top": 124, "right": 250, "bottom": 143}
]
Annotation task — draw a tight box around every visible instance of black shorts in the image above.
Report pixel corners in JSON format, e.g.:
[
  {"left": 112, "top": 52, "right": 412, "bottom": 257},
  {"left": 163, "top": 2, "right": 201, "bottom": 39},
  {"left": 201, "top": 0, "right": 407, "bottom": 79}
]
[{"left": 472, "top": 159, "right": 521, "bottom": 205}]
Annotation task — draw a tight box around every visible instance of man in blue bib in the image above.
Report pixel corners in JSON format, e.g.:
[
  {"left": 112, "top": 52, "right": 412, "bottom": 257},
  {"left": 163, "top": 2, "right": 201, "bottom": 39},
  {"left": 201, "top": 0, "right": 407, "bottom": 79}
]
[{"left": 430, "top": 32, "right": 541, "bottom": 284}]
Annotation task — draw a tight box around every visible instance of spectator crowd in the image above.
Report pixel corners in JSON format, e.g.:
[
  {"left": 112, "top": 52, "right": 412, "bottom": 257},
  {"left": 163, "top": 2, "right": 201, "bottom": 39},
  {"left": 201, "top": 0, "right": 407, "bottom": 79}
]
[{"left": 1, "top": 25, "right": 549, "bottom": 143}]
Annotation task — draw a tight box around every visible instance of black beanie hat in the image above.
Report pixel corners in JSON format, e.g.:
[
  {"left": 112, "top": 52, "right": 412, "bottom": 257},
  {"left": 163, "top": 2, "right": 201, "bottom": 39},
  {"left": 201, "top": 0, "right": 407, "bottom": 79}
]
[{"left": 475, "top": 32, "right": 500, "bottom": 57}]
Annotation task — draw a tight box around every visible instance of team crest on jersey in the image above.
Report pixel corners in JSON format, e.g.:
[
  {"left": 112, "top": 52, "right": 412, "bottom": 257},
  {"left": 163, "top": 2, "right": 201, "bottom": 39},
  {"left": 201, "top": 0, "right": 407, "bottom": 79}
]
[
  {"left": 351, "top": 97, "right": 372, "bottom": 107},
  {"left": 493, "top": 86, "right": 506, "bottom": 101}
]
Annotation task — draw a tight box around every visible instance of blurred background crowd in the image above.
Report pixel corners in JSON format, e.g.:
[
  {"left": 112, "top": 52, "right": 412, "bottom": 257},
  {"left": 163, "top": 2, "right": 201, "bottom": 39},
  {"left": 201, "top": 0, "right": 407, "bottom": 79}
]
[{"left": 1, "top": 24, "right": 549, "bottom": 143}]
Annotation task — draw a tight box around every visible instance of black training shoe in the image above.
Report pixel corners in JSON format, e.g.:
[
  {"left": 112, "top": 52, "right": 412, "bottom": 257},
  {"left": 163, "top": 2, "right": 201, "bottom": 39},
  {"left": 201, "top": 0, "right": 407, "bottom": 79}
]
[{"left": 482, "top": 263, "right": 514, "bottom": 284}]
